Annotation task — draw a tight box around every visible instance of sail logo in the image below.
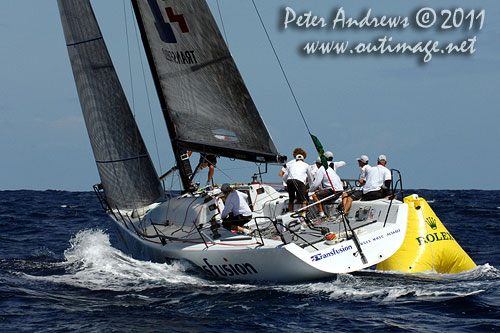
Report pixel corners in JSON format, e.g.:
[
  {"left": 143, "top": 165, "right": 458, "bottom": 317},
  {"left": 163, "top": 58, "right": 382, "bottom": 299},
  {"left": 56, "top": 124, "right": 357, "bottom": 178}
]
[
  {"left": 201, "top": 258, "right": 258, "bottom": 277},
  {"left": 425, "top": 217, "right": 438, "bottom": 230},
  {"left": 310, "top": 245, "right": 353, "bottom": 262},
  {"left": 148, "top": 0, "right": 189, "bottom": 43}
]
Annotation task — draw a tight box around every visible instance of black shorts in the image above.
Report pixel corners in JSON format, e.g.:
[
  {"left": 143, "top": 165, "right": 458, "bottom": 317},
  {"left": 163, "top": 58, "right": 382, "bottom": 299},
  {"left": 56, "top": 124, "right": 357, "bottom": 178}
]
[
  {"left": 200, "top": 154, "right": 217, "bottom": 166},
  {"left": 362, "top": 189, "right": 385, "bottom": 201},
  {"left": 286, "top": 179, "right": 308, "bottom": 204},
  {"left": 222, "top": 214, "right": 252, "bottom": 230},
  {"left": 316, "top": 188, "right": 333, "bottom": 200},
  {"left": 348, "top": 190, "right": 363, "bottom": 201}
]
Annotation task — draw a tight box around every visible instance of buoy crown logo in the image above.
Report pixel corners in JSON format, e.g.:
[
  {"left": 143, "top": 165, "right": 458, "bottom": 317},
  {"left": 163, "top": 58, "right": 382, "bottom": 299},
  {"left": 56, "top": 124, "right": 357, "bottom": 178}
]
[{"left": 425, "top": 217, "right": 438, "bottom": 230}]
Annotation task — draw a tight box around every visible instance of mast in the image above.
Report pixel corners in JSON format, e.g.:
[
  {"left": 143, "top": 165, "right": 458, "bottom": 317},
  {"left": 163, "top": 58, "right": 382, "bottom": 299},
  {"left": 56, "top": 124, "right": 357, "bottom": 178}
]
[{"left": 131, "top": 0, "right": 194, "bottom": 191}]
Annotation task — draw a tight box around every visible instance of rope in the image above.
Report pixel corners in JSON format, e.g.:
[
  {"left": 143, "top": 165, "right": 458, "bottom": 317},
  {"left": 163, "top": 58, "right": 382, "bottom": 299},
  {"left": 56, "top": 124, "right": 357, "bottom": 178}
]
[
  {"left": 251, "top": 183, "right": 262, "bottom": 212},
  {"left": 129, "top": 0, "right": 164, "bottom": 175},
  {"left": 123, "top": 1, "right": 136, "bottom": 115},
  {"left": 250, "top": 1, "right": 339, "bottom": 201},
  {"left": 216, "top": 0, "right": 229, "bottom": 45},
  {"left": 250, "top": 0, "right": 311, "bottom": 134}
]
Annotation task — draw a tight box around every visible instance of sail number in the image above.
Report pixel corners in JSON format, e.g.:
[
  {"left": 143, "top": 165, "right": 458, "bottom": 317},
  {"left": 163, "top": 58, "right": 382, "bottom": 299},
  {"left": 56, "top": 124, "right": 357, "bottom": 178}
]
[{"left": 415, "top": 8, "right": 485, "bottom": 30}]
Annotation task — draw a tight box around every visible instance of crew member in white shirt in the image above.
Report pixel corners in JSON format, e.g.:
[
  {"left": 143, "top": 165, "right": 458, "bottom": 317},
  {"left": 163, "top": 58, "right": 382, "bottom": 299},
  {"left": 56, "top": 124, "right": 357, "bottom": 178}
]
[
  {"left": 341, "top": 155, "right": 370, "bottom": 214},
  {"left": 282, "top": 148, "right": 314, "bottom": 212},
  {"left": 220, "top": 183, "right": 253, "bottom": 234},
  {"left": 309, "top": 162, "right": 344, "bottom": 217},
  {"left": 374, "top": 154, "right": 392, "bottom": 197},
  {"left": 324, "top": 151, "right": 347, "bottom": 172},
  {"left": 342, "top": 154, "right": 392, "bottom": 213},
  {"left": 310, "top": 157, "right": 322, "bottom": 182},
  {"left": 278, "top": 148, "right": 303, "bottom": 190}
]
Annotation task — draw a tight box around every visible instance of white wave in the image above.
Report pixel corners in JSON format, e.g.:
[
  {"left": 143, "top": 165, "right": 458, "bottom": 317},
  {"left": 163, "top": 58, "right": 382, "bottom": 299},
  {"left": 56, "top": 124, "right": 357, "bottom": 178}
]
[
  {"left": 263, "top": 268, "right": 495, "bottom": 303},
  {"left": 25, "top": 229, "right": 208, "bottom": 291},
  {"left": 23, "top": 230, "right": 500, "bottom": 300}
]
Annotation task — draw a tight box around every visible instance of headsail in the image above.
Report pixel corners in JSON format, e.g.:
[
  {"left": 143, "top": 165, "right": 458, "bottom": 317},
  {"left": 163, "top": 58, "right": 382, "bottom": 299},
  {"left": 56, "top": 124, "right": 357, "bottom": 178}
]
[
  {"left": 131, "top": 0, "right": 284, "bottom": 164},
  {"left": 58, "top": 0, "right": 163, "bottom": 209}
]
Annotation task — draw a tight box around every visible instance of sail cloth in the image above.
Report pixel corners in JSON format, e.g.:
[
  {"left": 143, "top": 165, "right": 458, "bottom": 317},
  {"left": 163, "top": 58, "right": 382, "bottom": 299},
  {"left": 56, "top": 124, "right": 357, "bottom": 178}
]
[
  {"left": 58, "top": 0, "right": 163, "bottom": 210},
  {"left": 132, "top": 0, "right": 283, "bottom": 163}
]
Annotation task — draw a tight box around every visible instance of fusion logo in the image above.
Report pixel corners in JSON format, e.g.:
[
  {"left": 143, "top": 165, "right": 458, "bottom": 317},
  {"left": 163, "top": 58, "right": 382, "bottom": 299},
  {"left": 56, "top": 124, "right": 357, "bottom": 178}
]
[
  {"left": 310, "top": 245, "right": 353, "bottom": 262},
  {"left": 201, "top": 258, "right": 258, "bottom": 278},
  {"left": 147, "top": 0, "right": 189, "bottom": 43}
]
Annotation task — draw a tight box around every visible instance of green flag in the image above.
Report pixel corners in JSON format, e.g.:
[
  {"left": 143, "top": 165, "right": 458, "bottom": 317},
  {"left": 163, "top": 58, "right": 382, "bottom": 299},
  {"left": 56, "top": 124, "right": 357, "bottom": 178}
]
[{"left": 310, "top": 134, "right": 328, "bottom": 169}]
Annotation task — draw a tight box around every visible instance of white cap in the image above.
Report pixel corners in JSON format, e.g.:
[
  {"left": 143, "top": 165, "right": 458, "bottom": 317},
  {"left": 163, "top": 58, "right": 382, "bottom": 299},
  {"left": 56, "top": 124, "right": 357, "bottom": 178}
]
[
  {"left": 221, "top": 183, "right": 232, "bottom": 193},
  {"left": 316, "top": 157, "right": 321, "bottom": 164},
  {"left": 357, "top": 155, "right": 369, "bottom": 163},
  {"left": 295, "top": 154, "right": 304, "bottom": 160},
  {"left": 324, "top": 151, "right": 334, "bottom": 161},
  {"left": 378, "top": 154, "right": 387, "bottom": 162}
]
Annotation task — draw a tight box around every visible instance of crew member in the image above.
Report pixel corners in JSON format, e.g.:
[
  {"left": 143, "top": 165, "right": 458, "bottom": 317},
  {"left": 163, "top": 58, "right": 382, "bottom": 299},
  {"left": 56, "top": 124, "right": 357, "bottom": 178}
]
[
  {"left": 342, "top": 155, "right": 370, "bottom": 214},
  {"left": 282, "top": 148, "right": 314, "bottom": 212},
  {"left": 324, "top": 151, "right": 346, "bottom": 172},
  {"left": 200, "top": 154, "right": 217, "bottom": 186},
  {"left": 342, "top": 154, "right": 392, "bottom": 214},
  {"left": 220, "top": 183, "right": 253, "bottom": 234},
  {"left": 310, "top": 162, "right": 344, "bottom": 218}
]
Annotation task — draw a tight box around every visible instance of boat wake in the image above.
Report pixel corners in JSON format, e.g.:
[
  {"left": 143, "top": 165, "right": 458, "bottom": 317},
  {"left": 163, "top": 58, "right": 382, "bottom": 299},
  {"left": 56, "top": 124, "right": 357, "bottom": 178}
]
[
  {"left": 22, "top": 229, "right": 500, "bottom": 305},
  {"left": 276, "top": 265, "right": 500, "bottom": 303},
  {"left": 24, "top": 229, "right": 207, "bottom": 291}
]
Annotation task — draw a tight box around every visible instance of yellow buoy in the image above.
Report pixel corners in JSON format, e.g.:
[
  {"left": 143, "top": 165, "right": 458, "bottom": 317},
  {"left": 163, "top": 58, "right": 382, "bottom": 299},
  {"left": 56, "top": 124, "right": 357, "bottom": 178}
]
[{"left": 376, "top": 194, "right": 476, "bottom": 274}]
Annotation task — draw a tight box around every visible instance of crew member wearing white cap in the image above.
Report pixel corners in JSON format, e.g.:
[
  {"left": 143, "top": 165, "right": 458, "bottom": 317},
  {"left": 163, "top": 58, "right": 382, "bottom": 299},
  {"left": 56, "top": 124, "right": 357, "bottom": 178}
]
[
  {"left": 220, "top": 183, "right": 253, "bottom": 234},
  {"left": 282, "top": 148, "right": 314, "bottom": 212},
  {"left": 341, "top": 154, "right": 370, "bottom": 213},
  {"left": 342, "top": 154, "right": 392, "bottom": 213},
  {"left": 374, "top": 154, "right": 392, "bottom": 197},
  {"left": 309, "top": 162, "right": 344, "bottom": 217},
  {"left": 310, "top": 157, "right": 322, "bottom": 182},
  {"left": 324, "top": 151, "right": 346, "bottom": 172}
]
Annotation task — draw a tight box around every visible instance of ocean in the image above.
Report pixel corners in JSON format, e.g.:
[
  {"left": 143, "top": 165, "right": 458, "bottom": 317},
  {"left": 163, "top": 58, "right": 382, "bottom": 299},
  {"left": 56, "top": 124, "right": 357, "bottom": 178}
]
[{"left": 1, "top": 189, "right": 499, "bottom": 332}]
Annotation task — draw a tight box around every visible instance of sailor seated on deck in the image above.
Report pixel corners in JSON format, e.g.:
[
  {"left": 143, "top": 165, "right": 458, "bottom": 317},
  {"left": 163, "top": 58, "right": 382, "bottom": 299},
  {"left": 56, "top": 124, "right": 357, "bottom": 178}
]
[
  {"left": 220, "top": 183, "right": 253, "bottom": 235},
  {"left": 341, "top": 155, "right": 392, "bottom": 214},
  {"left": 309, "top": 158, "right": 344, "bottom": 218}
]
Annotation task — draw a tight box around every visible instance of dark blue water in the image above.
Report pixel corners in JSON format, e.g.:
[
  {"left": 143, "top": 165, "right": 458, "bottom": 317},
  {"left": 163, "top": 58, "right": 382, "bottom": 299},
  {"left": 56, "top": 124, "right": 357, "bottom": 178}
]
[{"left": 1, "top": 190, "right": 499, "bottom": 332}]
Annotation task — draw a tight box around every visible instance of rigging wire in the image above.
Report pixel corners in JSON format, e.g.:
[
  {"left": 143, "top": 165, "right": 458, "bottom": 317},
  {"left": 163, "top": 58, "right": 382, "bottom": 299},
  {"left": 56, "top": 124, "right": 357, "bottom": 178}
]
[
  {"left": 120, "top": 0, "right": 143, "bottom": 211},
  {"left": 127, "top": 0, "right": 164, "bottom": 176},
  {"left": 250, "top": 0, "right": 312, "bottom": 135},
  {"left": 123, "top": 0, "right": 136, "bottom": 115},
  {"left": 215, "top": 0, "right": 229, "bottom": 46}
]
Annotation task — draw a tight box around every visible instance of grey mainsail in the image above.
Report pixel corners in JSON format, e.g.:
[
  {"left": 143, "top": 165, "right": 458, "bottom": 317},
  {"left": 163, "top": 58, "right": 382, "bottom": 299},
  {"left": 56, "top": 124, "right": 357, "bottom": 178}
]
[
  {"left": 58, "top": 0, "right": 163, "bottom": 209},
  {"left": 132, "top": 0, "right": 284, "bottom": 164}
]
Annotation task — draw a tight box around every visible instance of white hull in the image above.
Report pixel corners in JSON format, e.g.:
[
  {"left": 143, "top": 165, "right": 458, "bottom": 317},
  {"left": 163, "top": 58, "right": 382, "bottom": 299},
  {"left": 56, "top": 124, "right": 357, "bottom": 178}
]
[{"left": 109, "top": 184, "right": 408, "bottom": 282}]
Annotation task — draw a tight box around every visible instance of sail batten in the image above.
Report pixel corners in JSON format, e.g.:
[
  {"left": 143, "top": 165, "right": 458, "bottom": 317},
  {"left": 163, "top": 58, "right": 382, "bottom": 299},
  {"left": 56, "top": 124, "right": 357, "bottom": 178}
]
[
  {"left": 58, "top": 0, "right": 163, "bottom": 209},
  {"left": 132, "top": 0, "right": 284, "bottom": 166}
]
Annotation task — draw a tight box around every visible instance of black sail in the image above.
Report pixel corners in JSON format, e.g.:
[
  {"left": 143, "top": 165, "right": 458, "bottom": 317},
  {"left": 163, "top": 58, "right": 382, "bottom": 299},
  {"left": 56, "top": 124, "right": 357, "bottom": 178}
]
[
  {"left": 132, "top": 0, "right": 284, "bottom": 164},
  {"left": 58, "top": 0, "right": 163, "bottom": 209}
]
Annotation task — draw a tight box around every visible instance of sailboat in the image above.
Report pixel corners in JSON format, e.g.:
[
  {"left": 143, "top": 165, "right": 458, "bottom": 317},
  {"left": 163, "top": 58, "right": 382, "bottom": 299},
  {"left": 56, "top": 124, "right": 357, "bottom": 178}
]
[{"left": 57, "top": 0, "right": 408, "bottom": 281}]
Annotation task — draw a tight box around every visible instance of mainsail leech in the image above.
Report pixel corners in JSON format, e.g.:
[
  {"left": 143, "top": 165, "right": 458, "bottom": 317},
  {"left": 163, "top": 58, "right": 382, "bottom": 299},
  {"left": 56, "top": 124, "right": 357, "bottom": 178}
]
[{"left": 131, "top": 0, "right": 285, "bottom": 190}]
